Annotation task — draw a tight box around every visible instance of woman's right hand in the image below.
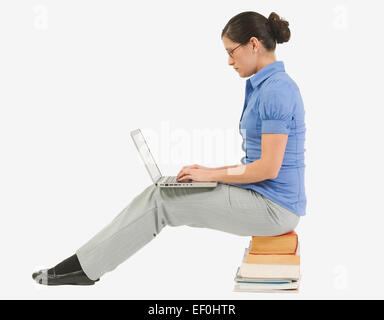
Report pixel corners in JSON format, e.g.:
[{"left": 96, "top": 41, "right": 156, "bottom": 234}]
[{"left": 176, "top": 164, "right": 212, "bottom": 180}]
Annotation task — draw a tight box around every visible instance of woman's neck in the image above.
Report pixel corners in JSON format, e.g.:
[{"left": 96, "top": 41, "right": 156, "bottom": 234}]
[{"left": 255, "top": 53, "right": 277, "bottom": 73}]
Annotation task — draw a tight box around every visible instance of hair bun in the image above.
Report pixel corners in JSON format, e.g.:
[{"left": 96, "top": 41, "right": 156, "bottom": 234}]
[{"left": 267, "top": 12, "right": 291, "bottom": 44}]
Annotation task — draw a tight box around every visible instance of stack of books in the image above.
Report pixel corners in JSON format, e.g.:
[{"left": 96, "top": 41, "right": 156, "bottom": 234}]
[{"left": 233, "top": 231, "right": 300, "bottom": 293}]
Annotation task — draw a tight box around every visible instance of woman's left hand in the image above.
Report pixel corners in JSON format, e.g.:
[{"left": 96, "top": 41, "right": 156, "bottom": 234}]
[{"left": 177, "top": 167, "right": 216, "bottom": 182}]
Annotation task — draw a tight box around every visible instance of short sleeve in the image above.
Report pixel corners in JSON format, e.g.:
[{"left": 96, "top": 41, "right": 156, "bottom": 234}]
[{"left": 259, "top": 81, "right": 295, "bottom": 134}]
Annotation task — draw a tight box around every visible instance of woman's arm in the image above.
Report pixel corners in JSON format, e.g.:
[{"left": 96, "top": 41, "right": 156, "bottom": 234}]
[{"left": 212, "top": 133, "right": 288, "bottom": 184}]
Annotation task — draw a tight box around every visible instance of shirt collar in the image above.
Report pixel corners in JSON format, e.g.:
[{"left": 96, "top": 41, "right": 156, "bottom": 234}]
[{"left": 247, "top": 61, "right": 285, "bottom": 89}]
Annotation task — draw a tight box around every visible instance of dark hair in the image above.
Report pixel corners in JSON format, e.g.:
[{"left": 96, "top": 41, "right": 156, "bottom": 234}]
[{"left": 221, "top": 11, "right": 291, "bottom": 51}]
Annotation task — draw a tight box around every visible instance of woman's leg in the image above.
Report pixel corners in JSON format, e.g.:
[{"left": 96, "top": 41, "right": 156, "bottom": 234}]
[{"left": 75, "top": 183, "right": 299, "bottom": 281}]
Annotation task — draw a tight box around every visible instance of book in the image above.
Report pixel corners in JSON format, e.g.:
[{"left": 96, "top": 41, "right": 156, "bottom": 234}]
[
  {"left": 249, "top": 231, "right": 298, "bottom": 255},
  {"left": 238, "top": 262, "right": 300, "bottom": 280},
  {"left": 245, "top": 244, "right": 300, "bottom": 265},
  {"left": 234, "top": 281, "right": 299, "bottom": 292},
  {"left": 234, "top": 268, "right": 300, "bottom": 293},
  {"left": 234, "top": 266, "right": 300, "bottom": 293},
  {"left": 233, "top": 284, "right": 299, "bottom": 293},
  {"left": 238, "top": 250, "right": 300, "bottom": 280},
  {"left": 234, "top": 267, "right": 298, "bottom": 284}
]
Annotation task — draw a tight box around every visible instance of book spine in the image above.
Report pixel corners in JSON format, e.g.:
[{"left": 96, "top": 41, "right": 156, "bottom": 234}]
[
  {"left": 248, "top": 239, "right": 300, "bottom": 255},
  {"left": 248, "top": 252, "right": 297, "bottom": 255},
  {"left": 249, "top": 234, "right": 299, "bottom": 255},
  {"left": 239, "top": 263, "right": 300, "bottom": 279},
  {"left": 245, "top": 254, "right": 300, "bottom": 265}
]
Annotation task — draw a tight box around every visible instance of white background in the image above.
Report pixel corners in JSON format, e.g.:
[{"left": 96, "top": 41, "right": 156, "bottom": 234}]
[{"left": 1, "top": 0, "right": 383, "bottom": 299}]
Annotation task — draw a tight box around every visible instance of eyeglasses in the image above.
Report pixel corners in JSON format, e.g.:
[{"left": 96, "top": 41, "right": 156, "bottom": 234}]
[{"left": 227, "top": 43, "right": 243, "bottom": 58}]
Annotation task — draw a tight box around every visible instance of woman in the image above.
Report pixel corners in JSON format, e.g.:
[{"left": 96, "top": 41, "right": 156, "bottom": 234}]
[{"left": 32, "top": 11, "right": 306, "bottom": 286}]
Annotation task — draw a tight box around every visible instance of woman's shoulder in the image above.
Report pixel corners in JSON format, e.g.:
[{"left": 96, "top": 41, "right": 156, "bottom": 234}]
[
  {"left": 261, "top": 71, "right": 299, "bottom": 93},
  {"left": 258, "top": 72, "right": 301, "bottom": 106}
]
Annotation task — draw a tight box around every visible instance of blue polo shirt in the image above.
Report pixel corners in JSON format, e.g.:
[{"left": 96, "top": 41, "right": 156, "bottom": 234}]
[{"left": 219, "top": 61, "right": 307, "bottom": 216}]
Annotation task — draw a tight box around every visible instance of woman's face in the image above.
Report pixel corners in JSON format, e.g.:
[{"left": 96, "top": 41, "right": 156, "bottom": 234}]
[{"left": 222, "top": 36, "right": 259, "bottom": 78}]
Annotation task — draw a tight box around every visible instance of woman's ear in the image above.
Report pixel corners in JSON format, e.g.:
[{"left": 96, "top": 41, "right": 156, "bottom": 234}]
[{"left": 249, "top": 36, "right": 260, "bottom": 53}]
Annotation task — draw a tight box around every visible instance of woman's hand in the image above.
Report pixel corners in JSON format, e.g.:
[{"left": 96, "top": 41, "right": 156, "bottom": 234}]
[{"left": 177, "top": 164, "right": 216, "bottom": 182}]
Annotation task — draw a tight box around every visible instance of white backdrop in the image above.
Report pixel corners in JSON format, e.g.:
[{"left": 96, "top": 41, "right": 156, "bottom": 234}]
[{"left": 1, "top": 0, "right": 383, "bottom": 299}]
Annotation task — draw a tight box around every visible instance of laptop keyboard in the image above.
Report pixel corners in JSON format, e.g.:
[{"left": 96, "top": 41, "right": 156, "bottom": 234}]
[{"left": 164, "top": 176, "right": 192, "bottom": 183}]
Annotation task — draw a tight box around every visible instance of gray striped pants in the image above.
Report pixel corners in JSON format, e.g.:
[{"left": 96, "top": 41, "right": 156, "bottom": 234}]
[{"left": 76, "top": 183, "right": 300, "bottom": 280}]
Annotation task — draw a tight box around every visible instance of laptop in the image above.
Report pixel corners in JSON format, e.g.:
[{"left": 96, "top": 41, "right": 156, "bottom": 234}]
[{"left": 130, "top": 129, "right": 218, "bottom": 188}]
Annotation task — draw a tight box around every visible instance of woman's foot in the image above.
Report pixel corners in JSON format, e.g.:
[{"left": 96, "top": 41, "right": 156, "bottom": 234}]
[{"left": 32, "top": 254, "right": 99, "bottom": 286}]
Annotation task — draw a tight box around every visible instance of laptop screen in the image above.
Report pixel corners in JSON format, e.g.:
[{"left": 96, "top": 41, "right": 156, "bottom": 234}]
[{"left": 130, "top": 129, "right": 162, "bottom": 183}]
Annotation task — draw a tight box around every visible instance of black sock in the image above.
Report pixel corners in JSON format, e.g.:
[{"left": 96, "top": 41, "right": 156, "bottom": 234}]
[{"left": 48, "top": 254, "right": 83, "bottom": 276}]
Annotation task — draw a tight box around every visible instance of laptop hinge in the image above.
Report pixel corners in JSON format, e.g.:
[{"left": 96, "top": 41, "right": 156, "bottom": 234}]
[{"left": 155, "top": 176, "right": 163, "bottom": 184}]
